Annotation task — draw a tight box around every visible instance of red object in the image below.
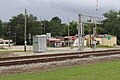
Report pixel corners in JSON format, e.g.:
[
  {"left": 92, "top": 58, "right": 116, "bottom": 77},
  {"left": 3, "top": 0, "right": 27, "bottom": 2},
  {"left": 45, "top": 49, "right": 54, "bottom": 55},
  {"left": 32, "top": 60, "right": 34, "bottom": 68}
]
[{"left": 71, "top": 36, "right": 77, "bottom": 40}]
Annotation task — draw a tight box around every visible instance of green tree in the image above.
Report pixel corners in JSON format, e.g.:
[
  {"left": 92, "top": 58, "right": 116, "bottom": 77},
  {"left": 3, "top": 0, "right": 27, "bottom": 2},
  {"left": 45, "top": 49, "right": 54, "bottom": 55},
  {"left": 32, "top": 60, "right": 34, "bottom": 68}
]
[
  {"left": 50, "top": 16, "right": 63, "bottom": 37},
  {"left": 9, "top": 13, "right": 41, "bottom": 45},
  {"left": 0, "top": 20, "right": 9, "bottom": 39},
  {"left": 68, "top": 21, "right": 78, "bottom": 36},
  {"left": 103, "top": 10, "right": 120, "bottom": 44},
  {"left": 41, "top": 19, "right": 50, "bottom": 34},
  {"left": 0, "top": 19, "right": 3, "bottom": 38}
]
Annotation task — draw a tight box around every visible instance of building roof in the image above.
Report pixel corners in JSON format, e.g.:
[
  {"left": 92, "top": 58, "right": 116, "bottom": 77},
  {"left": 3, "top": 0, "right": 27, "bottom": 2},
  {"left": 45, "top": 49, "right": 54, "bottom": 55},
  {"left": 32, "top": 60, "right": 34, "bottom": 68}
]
[
  {"left": 0, "top": 38, "right": 13, "bottom": 42},
  {"left": 85, "top": 34, "right": 116, "bottom": 38},
  {"left": 64, "top": 36, "right": 77, "bottom": 40}
]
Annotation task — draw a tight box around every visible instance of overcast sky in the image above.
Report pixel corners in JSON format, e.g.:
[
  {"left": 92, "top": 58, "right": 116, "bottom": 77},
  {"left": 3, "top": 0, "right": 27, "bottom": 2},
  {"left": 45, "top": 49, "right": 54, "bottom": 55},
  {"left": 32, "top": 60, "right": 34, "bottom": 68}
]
[{"left": 0, "top": 0, "right": 120, "bottom": 22}]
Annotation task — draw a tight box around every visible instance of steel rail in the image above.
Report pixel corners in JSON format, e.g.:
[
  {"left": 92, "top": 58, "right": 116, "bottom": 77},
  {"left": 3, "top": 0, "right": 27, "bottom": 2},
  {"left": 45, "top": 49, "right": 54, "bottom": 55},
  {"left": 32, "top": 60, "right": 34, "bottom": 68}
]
[
  {"left": 0, "top": 49, "right": 120, "bottom": 61},
  {"left": 0, "top": 49, "right": 120, "bottom": 66}
]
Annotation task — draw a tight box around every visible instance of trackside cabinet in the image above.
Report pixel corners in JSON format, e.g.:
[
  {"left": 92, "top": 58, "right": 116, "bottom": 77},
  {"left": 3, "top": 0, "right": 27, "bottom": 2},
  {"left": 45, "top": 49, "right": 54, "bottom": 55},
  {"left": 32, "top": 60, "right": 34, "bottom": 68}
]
[{"left": 33, "top": 35, "right": 47, "bottom": 52}]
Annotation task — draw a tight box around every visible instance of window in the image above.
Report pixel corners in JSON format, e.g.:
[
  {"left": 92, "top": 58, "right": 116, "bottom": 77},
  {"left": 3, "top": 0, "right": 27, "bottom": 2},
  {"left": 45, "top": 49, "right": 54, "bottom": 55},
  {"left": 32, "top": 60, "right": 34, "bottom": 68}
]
[
  {"left": 5, "top": 42, "right": 9, "bottom": 44},
  {"left": 0, "top": 42, "right": 4, "bottom": 44}
]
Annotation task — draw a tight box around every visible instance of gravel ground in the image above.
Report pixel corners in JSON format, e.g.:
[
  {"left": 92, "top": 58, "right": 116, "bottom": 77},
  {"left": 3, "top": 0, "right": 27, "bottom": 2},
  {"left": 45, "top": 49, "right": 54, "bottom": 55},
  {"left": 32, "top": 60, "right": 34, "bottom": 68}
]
[
  {"left": 0, "top": 54, "right": 120, "bottom": 76},
  {"left": 0, "top": 46, "right": 120, "bottom": 75},
  {"left": 0, "top": 52, "right": 19, "bottom": 58}
]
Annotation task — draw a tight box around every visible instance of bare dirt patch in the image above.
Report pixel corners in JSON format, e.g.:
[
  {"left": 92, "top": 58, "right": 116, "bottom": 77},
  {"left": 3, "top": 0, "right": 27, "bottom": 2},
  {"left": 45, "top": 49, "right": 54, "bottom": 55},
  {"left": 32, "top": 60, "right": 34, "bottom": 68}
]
[{"left": 0, "top": 52, "right": 19, "bottom": 58}]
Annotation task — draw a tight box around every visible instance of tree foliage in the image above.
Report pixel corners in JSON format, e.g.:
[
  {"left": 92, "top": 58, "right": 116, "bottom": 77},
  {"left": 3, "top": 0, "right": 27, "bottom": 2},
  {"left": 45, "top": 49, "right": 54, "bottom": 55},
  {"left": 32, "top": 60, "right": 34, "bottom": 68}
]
[
  {"left": 0, "top": 10, "right": 120, "bottom": 45},
  {"left": 9, "top": 14, "right": 41, "bottom": 44},
  {"left": 0, "top": 20, "right": 3, "bottom": 38},
  {"left": 103, "top": 10, "right": 120, "bottom": 44}
]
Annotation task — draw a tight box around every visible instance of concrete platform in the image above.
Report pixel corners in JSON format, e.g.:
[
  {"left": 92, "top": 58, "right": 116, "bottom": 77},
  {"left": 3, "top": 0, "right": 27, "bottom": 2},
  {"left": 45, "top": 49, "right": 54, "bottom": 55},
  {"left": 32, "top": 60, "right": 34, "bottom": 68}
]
[{"left": 2, "top": 45, "right": 119, "bottom": 57}]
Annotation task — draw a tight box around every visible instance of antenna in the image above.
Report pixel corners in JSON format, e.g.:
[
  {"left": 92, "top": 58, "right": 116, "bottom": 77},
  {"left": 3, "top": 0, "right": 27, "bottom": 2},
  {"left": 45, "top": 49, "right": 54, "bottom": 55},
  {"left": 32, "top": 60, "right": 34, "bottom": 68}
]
[
  {"left": 96, "top": 0, "right": 98, "bottom": 15},
  {"left": 94, "top": 0, "right": 99, "bottom": 37}
]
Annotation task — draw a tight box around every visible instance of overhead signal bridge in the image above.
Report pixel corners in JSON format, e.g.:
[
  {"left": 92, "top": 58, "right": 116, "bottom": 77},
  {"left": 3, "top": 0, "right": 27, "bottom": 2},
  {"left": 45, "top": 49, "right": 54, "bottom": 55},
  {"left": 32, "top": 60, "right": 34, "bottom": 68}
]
[{"left": 80, "top": 14, "right": 104, "bottom": 24}]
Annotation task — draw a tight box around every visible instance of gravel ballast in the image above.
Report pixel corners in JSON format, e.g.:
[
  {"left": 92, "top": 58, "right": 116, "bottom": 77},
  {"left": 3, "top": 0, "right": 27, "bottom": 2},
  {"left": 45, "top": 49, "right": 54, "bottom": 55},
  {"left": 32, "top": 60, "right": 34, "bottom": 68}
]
[{"left": 0, "top": 54, "right": 120, "bottom": 75}]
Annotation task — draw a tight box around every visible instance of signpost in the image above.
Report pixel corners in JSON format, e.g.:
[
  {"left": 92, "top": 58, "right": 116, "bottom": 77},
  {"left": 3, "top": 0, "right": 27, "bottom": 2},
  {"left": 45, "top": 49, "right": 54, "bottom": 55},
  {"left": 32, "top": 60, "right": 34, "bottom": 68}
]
[{"left": 108, "top": 36, "right": 111, "bottom": 40}]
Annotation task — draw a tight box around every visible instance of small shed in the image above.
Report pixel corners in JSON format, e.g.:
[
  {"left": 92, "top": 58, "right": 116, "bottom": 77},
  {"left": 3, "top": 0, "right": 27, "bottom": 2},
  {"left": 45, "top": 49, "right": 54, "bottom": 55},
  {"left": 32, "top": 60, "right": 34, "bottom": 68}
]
[
  {"left": 95, "top": 35, "right": 117, "bottom": 46},
  {"left": 33, "top": 35, "right": 47, "bottom": 53},
  {"left": 85, "top": 34, "right": 117, "bottom": 46}
]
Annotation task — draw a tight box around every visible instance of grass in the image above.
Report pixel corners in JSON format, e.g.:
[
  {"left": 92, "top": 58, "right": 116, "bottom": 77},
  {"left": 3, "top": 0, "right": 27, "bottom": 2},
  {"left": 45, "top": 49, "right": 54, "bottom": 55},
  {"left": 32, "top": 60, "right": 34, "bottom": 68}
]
[
  {"left": 84, "top": 45, "right": 114, "bottom": 48},
  {"left": 0, "top": 61, "right": 120, "bottom": 80},
  {"left": 0, "top": 50, "right": 31, "bottom": 52},
  {"left": 0, "top": 50, "right": 31, "bottom": 53},
  {"left": 63, "top": 45, "right": 114, "bottom": 48},
  {"left": 96, "top": 45, "right": 114, "bottom": 48}
]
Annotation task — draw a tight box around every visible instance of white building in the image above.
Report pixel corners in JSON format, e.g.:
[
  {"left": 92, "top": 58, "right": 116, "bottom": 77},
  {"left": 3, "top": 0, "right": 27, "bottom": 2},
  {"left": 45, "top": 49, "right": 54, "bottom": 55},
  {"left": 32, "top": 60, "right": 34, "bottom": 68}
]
[
  {"left": 0, "top": 38, "right": 13, "bottom": 46},
  {"left": 73, "top": 38, "right": 87, "bottom": 46}
]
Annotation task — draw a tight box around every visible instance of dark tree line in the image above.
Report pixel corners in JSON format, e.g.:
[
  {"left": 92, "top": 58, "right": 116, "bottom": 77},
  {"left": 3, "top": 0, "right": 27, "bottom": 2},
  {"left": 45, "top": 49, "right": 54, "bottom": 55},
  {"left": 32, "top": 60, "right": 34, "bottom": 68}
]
[
  {"left": 0, "top": 14, "right": 70, "bottom": 45},
  {"left": 0, "top": 10, "right": 120, "bottom": 45}
]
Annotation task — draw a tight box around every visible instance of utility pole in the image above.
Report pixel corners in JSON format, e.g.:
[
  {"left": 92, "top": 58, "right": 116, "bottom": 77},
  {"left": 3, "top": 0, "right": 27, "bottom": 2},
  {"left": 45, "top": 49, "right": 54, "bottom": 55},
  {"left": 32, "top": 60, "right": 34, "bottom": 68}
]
[
  {"left": 82, "top": 20, "right": 84, "bottom": 49},
  {"left": 44, "top": 18, "right": 45, "bottom": 34},
  {"left": 14, "top": 32, "right": 16, "bottom": 45},
  {"left": 80, "top": 14, "right": 83, "bottom": 50},
  {"left": 93, "top": 0, "right": 99, "bottom": 37},
  {"left": 24, "top": 9, "right": 27, "bottom": 51},
  {"left": 40, "top": 19, "right": 42, "bottom": 35},
  {"left": 78, "top": 14, "right": 83, "bottom": 51},
  {"left": 8, "top": 26, "right": 11, "bottom": 48},
  {"left": 68, "top": 18, "right": 70, "bottom": 47},
  {"left": 29, "top": 33, "right": 31, "bottom": 50}
]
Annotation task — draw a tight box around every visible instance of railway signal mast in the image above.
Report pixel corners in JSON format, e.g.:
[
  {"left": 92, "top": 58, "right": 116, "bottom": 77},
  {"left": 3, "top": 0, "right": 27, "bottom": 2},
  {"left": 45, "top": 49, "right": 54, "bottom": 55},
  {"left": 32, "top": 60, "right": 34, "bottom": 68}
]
[
  {"left": 93, "top": 0, "right": 99, "bottom": 37},
  {"left": 78, "top": 0, "right": 103, "bottom": 51},
  {"left": 78, "top": 14, "right": 83, "bottom": 51}
]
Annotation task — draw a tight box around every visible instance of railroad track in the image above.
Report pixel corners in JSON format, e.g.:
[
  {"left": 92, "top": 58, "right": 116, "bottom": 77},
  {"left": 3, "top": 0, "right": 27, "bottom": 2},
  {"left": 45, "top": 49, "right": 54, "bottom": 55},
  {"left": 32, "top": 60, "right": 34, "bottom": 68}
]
[{"left": 0, "top": 49, "right": 120, "bottom": 66}]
